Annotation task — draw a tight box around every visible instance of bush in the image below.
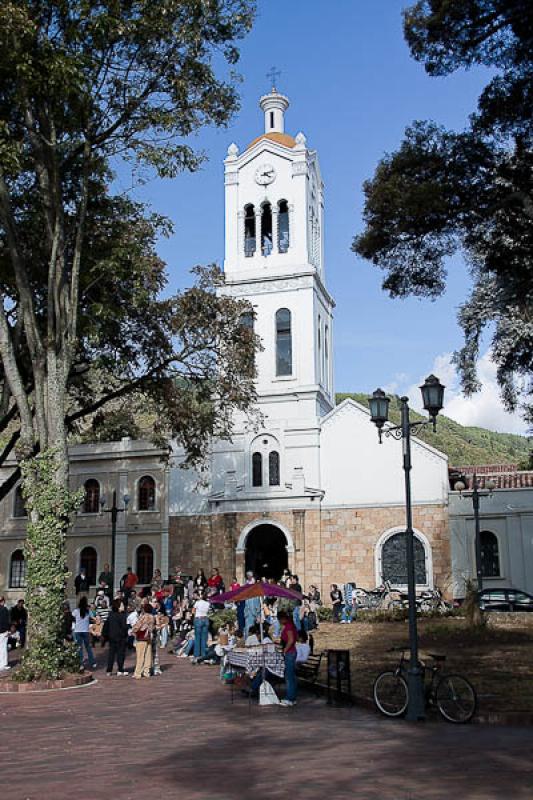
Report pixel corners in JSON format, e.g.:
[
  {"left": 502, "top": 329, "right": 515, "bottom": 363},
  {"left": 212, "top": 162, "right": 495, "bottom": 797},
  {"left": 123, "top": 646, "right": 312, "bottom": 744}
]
[
  {"left": 317, "top": 606, "right": 333, "bottom": 622},
  {"left": 209, "top": 608, "right": 237, "bottom": 633},
  {"left": 356, "top": 608, "right": 409, "bottom": 624}
]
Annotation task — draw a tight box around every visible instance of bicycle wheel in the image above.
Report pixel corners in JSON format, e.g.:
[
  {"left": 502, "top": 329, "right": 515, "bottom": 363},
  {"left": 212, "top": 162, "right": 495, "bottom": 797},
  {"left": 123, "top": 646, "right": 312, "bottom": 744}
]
[
  {"left": 436, "top": 674, "right": 477, "bottom": 723},
  {"left": 373, "top": 671, "right": 408, "bottom": 717},
  {"left": 387, "top": 600, "right": 403, "bottom": 611}
]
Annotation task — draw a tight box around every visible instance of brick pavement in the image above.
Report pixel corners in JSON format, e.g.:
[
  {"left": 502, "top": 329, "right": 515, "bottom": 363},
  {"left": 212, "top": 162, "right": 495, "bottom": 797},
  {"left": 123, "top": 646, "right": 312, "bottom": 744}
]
[{"left": 0, "top": 647, "right": 531, "bottom": 800}]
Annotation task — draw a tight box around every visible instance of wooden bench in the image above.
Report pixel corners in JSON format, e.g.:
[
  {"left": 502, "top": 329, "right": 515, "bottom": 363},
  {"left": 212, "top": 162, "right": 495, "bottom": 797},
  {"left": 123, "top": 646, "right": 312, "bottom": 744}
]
[{"left": 296, "top": 651, "right": 323, "bottom": 686}]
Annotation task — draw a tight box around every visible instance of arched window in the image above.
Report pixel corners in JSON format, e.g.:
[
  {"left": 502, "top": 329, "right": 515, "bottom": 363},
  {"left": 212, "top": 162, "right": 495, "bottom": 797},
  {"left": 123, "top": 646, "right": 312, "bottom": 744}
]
[
  {"left": 13, "top": 485, "right": 27, "bottom": 518},
  {"left": 252, "top": 452, "right": 263, "bottom": 487},
  {"left": 244, "top": 204, "right": 256, "bottom": 257},
  {"left": 240, "top": 311, "right": 254, "bottom": 331},
  {"left": 278, "top": 199, "right": 289, "bottom": 253},
  {"left": 480, "top": 530, "right": 500, "bottom": 577},
  {"left": 261, "top": 202, "right": 273, "bottom": 256},
  {"left": 83, "top": 479, "right": 100, "bottom": 514},
  {"left": 9, "top": 549, "right": 26, "bottom": 588},
  {"left": 381, "top": 531, "right": 427, "bottom": 586},
  {"left": 80, "top": 546, "right": 97, "bottom": 586},
  {"left": 269, "top": 451, "right": 280, "bottom": 486},
  {"left": 136, "top": 544, "right": 154, "bottom": 585},
  {"left": 138, "top": 475, "right": 156, "bottom": 511},
  {"left": 276, "top": 308, "right": 292, "bottom": 376}
]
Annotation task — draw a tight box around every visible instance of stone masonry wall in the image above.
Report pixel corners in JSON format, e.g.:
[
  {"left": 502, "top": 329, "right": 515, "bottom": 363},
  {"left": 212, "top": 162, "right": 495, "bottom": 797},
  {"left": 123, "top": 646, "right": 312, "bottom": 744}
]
[{"left": 169, "top": 503, "right": 451, "bottom": 599}]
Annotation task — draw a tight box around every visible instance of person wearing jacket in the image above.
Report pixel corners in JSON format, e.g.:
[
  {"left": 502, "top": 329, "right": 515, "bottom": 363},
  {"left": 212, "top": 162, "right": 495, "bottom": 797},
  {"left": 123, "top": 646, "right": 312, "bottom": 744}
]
[
  {"left": 74, "top": 568, "right": 90, "bottom": 595},
  {"left": 104, "top": 599, "right": 129, "bottom": 676},
  {"left": 132, "top": 603, "right": 154, "bottom": 679}
]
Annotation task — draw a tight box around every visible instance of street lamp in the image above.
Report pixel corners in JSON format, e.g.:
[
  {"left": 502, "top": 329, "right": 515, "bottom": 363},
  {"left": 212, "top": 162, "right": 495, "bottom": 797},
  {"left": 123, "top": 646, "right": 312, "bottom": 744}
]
[
  {"left": 453, "top": 475, "right": 495, "bottom": 592},
  {"left": 100, "top": 490, "right": 130, "bottom": 594},
  {"left": 369, "top": 375, "right": 445, "bottom": 721}
]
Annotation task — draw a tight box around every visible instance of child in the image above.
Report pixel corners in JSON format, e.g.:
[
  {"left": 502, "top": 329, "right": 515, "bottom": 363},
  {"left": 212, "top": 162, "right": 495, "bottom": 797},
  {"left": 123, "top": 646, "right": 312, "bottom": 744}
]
[
  {"left": 7, "top": 623, "right": 20, "bottom": 651},
  {"left": 295, "top": 629, "right": 311, "bottom": 664}
]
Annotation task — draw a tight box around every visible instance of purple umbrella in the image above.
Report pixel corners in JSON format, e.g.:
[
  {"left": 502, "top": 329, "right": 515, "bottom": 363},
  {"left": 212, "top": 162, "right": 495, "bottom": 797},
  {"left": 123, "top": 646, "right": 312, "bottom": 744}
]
[{"left": 209, "top": 581, "right": 302, "bottom": 604}]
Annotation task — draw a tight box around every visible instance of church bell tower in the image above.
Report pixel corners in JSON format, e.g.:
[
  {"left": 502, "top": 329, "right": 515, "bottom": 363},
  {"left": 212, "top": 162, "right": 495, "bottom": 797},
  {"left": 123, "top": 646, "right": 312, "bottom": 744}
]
[{"left": 222, "top": 85, "right": 335, "bottom": 422}]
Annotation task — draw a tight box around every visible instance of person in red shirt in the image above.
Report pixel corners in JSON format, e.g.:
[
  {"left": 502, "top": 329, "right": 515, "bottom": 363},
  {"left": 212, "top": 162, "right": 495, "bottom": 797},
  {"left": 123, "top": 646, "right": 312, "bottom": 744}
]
[
  {"left": 207, "top": 568, "right": 224, "bottom": 593},
  {"left": 120, "top": 567, "right": 138, "bottom": 604},
  {"left": 278, "top": 610, "right": 298, "bottom": 706}
]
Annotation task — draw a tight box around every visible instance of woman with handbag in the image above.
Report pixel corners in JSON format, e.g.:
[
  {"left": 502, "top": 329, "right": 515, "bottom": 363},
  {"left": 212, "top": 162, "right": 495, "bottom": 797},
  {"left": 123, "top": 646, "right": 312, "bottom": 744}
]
[{"left": 132, "top": 603, "right": 154, "bottom": 679}]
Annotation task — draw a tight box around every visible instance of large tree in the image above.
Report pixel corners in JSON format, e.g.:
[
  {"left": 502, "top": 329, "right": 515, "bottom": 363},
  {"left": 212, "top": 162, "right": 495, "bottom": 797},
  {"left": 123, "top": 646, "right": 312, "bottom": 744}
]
[
  {"left": 0, "top": 0, "right": 257, "bottom": 679},
  {"left": 353, "top": 0, "right": 533, "bottom": 421}
]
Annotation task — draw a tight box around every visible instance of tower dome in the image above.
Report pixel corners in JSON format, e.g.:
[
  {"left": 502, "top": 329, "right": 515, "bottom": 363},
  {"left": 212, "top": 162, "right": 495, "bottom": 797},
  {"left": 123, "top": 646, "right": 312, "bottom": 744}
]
[{"left": 259, "top": 88, "right": 290, "bottom": 135}]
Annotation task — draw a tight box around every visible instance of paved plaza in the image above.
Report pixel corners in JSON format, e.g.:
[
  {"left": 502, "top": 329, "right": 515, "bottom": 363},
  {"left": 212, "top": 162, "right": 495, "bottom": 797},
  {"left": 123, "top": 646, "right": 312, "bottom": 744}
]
[{"left": 1, "top": 649, "right": 532, "bottom": 800}]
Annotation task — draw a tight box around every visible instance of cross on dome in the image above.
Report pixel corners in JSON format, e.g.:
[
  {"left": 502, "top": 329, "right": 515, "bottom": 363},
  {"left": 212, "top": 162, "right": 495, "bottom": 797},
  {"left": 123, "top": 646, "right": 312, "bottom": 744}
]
[{"left": 266, "top": 66, "right": 281, "bottom": 92}]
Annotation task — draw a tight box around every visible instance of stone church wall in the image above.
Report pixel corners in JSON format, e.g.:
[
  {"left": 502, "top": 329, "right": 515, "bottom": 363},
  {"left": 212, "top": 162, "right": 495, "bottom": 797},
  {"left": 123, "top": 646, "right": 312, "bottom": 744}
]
[{"left": 168, "top": 502, "right": 451, "bottom": 597}]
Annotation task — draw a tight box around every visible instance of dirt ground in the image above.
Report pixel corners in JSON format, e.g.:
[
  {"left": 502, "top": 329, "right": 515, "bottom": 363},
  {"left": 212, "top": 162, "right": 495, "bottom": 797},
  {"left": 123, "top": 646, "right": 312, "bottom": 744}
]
[{"left": 312, "top": 615, "right": 533, "bottom": 713}]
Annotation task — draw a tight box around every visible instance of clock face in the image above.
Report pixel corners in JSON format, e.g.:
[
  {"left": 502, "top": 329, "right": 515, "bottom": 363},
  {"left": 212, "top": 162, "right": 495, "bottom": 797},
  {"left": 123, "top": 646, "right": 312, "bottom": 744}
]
[{"left": 255, "top": 163, "right": 276, "bottom": 185}]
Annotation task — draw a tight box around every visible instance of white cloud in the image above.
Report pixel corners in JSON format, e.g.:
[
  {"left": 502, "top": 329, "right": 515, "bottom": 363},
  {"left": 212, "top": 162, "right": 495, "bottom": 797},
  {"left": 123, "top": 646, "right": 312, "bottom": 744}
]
[{"left": 401, "top": 351, "right": 528, "bottom": 436}]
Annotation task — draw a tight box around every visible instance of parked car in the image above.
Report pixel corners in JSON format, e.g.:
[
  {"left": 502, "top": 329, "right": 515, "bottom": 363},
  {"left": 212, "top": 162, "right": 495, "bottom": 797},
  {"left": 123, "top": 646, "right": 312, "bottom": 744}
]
[{"left": 478, "top": 588, "right": 533, "bottom": 612}]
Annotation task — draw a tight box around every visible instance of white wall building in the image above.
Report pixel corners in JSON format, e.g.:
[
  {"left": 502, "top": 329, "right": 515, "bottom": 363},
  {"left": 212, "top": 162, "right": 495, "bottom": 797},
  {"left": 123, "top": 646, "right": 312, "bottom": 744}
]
[{"left": 168, "top": 88, "right": 452, "bottom": 595}]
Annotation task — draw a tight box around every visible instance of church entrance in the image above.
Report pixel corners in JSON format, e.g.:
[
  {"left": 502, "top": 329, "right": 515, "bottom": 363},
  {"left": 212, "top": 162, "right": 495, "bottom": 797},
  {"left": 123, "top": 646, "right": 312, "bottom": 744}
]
[{"left": 245, "top": 524, "right": 288, "bottom": 580}]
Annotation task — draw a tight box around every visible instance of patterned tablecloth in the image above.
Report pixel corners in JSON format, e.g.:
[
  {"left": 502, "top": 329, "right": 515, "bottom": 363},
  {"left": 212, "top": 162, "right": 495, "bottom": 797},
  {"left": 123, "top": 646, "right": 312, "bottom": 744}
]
[{"left": 226, "top": 647, "right": 285, "bottom": 677}]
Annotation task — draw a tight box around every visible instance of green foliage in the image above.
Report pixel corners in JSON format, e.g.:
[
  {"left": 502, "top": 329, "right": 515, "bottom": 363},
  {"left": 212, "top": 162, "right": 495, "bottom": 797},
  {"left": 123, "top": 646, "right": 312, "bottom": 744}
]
[
  {"left": 209, "top": 608, "right": 237, "bottom": 633},
  {"left": 336, "top": 393, "right": 530, "bottom": 466},
  {"left": 317, "top": 606, "right": 333, "bottom": 622},
  {"left": 15, "top": 450, "right": 84, "bottom": 682},
  {"left": 0, "top": 0, "right": 259, "bottom": 680},
  {"left": 353, "top": 1, "right": 533, "bottom": 422}
]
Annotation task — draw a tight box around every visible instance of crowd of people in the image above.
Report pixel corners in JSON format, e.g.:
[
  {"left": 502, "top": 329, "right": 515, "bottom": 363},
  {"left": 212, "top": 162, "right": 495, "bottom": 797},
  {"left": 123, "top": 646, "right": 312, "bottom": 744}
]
[{"left": 1, "top": 566, "right": 331, "bottom": 705}]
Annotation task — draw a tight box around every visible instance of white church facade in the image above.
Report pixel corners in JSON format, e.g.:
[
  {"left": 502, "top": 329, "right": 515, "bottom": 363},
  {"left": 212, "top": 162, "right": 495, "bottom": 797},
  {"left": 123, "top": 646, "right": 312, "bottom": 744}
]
[
  {"left": 0, "top": 89, "right": 454, "bottom": 601},
  {"left": 168, "top": 89, "right": 452, "bottom": 597}
]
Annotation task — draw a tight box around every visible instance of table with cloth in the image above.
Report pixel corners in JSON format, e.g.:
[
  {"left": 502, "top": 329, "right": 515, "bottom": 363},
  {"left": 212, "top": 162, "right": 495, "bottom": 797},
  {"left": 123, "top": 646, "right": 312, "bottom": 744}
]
[{"left": 226, "top": 645, "right": 285, "bottom": 678}]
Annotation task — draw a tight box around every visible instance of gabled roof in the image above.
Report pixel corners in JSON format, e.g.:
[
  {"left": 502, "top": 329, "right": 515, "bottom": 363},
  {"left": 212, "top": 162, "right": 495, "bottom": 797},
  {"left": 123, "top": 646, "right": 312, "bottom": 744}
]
[
  {"left": 321, "top": 398, "right": 448, "bottom": 462},
  {"left": 246, "top": 132, "right": 296, "bottom": 150}
]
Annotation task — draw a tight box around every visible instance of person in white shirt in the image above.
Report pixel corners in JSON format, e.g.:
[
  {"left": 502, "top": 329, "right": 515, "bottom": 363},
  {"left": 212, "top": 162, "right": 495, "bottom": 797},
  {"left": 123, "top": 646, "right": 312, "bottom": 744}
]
[
  {"left": 295, "top": 630, "right": 311, "bottom": 664},
  {"left": 126, "top": 606, "right": 139, "bottom": 650},
  {"left": 245, "top": 623, "right": 260, "bottom": 647},
  {"left": 192, "top": 591, "right": 210, "bottom": 661},
  {"left": 73, "top": 596, "right": 97, "bottom": 670}
]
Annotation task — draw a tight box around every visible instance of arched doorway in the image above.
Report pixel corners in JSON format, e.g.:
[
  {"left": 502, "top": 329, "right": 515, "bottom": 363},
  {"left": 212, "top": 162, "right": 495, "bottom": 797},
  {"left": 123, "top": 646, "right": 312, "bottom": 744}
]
[{"left": 245, "top": 524, "right": 288, "bottom": 580}]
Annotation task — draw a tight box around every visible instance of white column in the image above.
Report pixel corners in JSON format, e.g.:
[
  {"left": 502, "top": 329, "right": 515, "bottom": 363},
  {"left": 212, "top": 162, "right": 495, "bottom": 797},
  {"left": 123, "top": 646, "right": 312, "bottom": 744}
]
[
  {"left": 237, "top": 210, "right": 244, "bottom": 259},
  {"left": 272, "top": 208, "right": 279, "bottom": 254},
  {"left": 289, "top": 203, "right": 295, "bottom": 249},
  {"left": 255, "top": 210, "right": 262, "bottom": 257}
]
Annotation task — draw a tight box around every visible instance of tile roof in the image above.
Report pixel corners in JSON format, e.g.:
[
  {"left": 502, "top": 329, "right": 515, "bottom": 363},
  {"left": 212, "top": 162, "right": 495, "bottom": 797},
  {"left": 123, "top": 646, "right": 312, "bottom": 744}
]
[{"left": 449, "top": 464, "right": 533, "bottom": 490}]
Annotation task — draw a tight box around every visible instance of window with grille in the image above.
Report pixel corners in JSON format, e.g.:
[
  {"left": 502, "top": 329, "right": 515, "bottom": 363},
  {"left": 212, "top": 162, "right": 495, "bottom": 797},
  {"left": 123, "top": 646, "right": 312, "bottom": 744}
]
[
  {"left": 9, "top": 549, "right": 26, "bottom": 588},
  {"left": 276, "top": 308, "right": 292, "bottom": 376},
  {"left": 480, "top": 531, "right": 500, "bottom": 577},
  {"left": 381, "top": 532, "right": 427, "bottom": 586},
  {"left": 252, "top": 452, "right": 263, "bottom": 487},
  {"left": 269, "top": 451, "right": 280, "bottom": 486},
  {"left": 83, "top": 479, "right": 100, "bottom": 514},
  {"left": 138, "top": 476, "right": 156, "bottom": 511}
]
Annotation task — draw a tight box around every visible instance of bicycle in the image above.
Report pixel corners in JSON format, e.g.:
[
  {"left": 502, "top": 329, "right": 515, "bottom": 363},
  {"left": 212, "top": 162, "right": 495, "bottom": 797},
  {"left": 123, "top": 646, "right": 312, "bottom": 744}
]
[
  {"left": 355, "top": 581, "right": 398, "bottom": 611},
  {"left": 373, "top": 647, "right": 477, "bottom": 723}
]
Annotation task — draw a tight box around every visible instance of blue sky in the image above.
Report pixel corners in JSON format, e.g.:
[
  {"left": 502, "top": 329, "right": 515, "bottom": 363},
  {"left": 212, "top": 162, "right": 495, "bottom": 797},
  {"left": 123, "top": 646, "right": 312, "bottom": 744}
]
[{"left": 115, "top": 1, "right": 526, "bottom": 435}]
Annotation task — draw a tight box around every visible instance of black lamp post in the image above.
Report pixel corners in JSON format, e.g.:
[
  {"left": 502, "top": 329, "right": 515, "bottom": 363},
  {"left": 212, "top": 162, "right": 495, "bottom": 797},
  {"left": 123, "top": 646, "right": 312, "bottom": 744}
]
[
  {"left": 369, "top": 375, "right": 445, "bottom": 721},
  {"left": 453, "top": 474, "right": 495, "bottom": 592},
  {"left": 100, "top": 490, "right": 130, "bottom": 595}
]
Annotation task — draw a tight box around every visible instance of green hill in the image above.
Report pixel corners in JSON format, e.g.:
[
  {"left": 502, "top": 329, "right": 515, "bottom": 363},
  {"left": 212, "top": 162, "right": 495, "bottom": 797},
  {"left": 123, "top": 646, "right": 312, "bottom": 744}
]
[{"left": 336, "top": 393, "right": 530, "bottom": 468}]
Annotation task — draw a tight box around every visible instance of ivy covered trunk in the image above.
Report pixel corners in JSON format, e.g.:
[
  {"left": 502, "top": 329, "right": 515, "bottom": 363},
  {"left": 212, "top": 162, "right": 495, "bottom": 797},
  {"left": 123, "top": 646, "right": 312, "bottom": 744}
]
[{"left": 16, "top": 450, "right": 81, "bottom": 681}]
